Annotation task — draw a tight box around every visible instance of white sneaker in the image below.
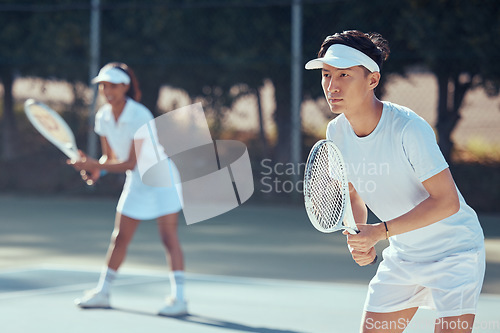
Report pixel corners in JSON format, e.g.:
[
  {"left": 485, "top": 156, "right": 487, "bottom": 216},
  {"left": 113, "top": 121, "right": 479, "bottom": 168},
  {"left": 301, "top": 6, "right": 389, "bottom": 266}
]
[
  {"left": 158, "top": 297, "right": 188, "bottom": 317},
  {"left": 74, "top": 290, "right": 110, "bottom": 309}
]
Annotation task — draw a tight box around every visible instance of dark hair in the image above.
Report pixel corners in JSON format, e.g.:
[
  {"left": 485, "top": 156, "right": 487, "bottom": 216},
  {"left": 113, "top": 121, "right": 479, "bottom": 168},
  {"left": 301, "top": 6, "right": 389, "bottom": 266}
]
[
  {"left": 318, "top": 30, "right": 390, "bottom": 71},
  {"left": 101, "top": 62, "right": 142, "bottom": 102}
]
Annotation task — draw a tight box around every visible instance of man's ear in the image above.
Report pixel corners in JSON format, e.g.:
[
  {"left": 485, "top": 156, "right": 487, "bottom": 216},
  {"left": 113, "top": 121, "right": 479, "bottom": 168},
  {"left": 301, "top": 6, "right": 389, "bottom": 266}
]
[{"left": 368, "top": 71, "right": 381, "bottom": 91}]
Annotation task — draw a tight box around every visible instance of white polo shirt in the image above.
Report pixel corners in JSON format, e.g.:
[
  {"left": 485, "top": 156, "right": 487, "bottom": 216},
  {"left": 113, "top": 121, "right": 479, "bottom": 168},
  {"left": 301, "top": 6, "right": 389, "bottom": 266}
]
[
  {"left": 326, "top": 101, "right": 484, "bottom": 262},
  {"left": 95, "top": 98, "right": 182, "bottom": 220}
]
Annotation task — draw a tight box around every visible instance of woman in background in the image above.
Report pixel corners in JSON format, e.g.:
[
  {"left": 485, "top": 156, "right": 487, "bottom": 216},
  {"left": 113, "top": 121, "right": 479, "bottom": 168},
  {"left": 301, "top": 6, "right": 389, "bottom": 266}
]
[{"left": 69, "top": 62, "right": 187, "bottom": 317}]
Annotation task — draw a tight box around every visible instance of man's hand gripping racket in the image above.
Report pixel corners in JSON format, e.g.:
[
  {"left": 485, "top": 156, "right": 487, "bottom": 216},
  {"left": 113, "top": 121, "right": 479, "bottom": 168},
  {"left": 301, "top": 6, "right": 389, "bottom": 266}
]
[
  {"left": 304, "top": 139, "right": 377, "bottom": 265},
  {"left": 24, "top": 99, "right": 95, "bottom": 186}
]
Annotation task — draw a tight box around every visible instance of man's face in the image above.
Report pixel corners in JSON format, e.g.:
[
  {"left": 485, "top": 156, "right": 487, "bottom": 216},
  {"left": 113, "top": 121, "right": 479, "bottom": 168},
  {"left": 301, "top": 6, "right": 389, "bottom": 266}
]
[{"left": 321, "top": 63, "right": 375, "bottom": 115}]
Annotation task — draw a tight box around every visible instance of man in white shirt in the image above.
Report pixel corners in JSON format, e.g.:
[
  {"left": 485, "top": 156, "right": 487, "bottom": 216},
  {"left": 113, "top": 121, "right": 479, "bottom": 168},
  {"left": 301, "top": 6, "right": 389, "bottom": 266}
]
[{"left": 305, "top": 30, "right": 485, "bottom": 333}]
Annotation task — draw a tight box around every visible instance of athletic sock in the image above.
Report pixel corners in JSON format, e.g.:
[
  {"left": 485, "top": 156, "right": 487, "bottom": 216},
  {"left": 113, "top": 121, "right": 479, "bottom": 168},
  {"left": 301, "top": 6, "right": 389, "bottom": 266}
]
[
  {"left": 95, "top": 267, "right": 117, "bottom": 294},
  {"left": 169, "top": 270, "right": 185, "bottom": 301}
]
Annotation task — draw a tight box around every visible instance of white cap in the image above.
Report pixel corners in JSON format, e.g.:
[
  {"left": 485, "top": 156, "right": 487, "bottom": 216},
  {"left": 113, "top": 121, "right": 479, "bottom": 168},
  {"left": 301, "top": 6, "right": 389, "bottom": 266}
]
[
  {"left": 305, "top": 44, "right": 380, "bottom": 73},
  {"left": 91, "top": 67, "right": 131, "bottom": 85}
]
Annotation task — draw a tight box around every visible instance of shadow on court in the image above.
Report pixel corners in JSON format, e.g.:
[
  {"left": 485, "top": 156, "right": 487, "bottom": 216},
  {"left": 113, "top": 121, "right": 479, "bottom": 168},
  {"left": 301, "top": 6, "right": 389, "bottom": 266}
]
[
  {"left": 78, "top": 307, "right": 306, "bottom": 333},
  {"left": 112, "top": 309, "right": 307, "bottom": 333},
  {"left": 176, "top": 315, "right": 307, "bottom": 333}
]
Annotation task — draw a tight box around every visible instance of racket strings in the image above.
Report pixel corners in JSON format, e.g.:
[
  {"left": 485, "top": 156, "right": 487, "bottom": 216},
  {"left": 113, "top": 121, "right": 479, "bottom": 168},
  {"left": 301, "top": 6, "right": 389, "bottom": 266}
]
[
  {"left": 307, "top": 144, "right": 348, "bottom": 230},
  {"left": 28, "top": 104, "right": 73, "bottom": 144}
]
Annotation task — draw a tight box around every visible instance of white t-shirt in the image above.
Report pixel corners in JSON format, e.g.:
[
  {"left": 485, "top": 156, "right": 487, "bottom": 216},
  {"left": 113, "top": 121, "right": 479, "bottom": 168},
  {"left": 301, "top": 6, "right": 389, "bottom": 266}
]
[
  {"left": 326, "top": 101, "right": 484, "bottom": 262},
  {"left": 95, "top": 98, "right": 154, "bottom": 160},
  {"left": 95, "top": 98, "right": 182, "bottom": 220}
]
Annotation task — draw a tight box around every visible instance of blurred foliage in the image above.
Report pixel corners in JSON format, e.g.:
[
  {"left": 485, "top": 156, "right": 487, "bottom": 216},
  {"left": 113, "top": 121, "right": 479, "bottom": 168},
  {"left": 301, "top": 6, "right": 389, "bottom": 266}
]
[
  {"left": 1, "top": 100, "right": 499, "bottom": 212},
  {"left": 2, "top": 0, "right": 500, "bottom": 157},
  {"left": 456, "top": 138, "right": 500, "bottom": 165},
  {"left": 450, "top": 163, "right": 500, "bottom": 213},
  {"left": 395, "top": 0, "right": 500, "bottom": 160},
  {"left": 1, "top": 0, "right": 499, "bottom": 210}
]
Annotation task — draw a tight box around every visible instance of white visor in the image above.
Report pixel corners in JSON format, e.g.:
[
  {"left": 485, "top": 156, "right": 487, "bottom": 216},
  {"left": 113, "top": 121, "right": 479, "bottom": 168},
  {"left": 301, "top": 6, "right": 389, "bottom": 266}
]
[
  {"left": 305, "top": 44, "right": 380, "bottom": 73},
  {"left": 92, "top": 67, "right": 131, "bottom": 85}
]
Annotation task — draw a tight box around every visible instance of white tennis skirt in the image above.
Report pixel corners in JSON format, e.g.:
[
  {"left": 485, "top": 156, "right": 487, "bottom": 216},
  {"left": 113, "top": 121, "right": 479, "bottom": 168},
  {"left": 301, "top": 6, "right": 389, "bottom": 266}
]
[
  {"left": 364, "top": 245, "right": 485, "bottom": 318},
  {"left": 116, "top": 163, "right": 182, "bottom": 220}
]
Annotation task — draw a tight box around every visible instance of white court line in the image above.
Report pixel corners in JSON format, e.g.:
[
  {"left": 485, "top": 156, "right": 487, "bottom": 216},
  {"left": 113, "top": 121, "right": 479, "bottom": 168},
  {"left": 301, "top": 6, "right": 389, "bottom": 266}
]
[
  {"left": 0, "top": 264, "right": 367, "bottom": 302},
  {"left": 0, "top": 277, "right": 171, "bottom": 300},
  {"left": 0, "top": 264, "right": 364, "bottom": 289},
  {"left": 0, "top": 276, "right": 169, "bottom": 300},
  {"left": 1, "top": 265, "right": 500, "bottom": 302},
  {"left": 0, "top": 266, "right": 169, "bottom": 300}
]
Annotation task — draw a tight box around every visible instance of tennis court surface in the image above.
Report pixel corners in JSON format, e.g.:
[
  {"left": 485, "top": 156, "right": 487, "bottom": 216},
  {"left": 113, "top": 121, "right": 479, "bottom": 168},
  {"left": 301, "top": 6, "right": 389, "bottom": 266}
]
[
  {"left": 1, "top": 195, "right": 499, "bottom": 332},
  {"left": 1, "top": 266, "right": 499, "bottom": 333}
]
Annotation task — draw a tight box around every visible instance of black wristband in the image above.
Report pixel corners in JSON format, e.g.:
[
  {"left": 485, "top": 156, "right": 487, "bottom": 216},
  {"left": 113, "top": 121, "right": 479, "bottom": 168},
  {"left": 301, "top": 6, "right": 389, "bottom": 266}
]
[{"left": 383, "top": 221, "right": 389, "bottom": 239}]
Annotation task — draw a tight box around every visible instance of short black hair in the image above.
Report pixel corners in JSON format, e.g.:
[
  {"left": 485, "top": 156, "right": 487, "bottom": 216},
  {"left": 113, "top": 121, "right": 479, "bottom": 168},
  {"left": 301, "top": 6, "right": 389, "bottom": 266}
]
[{"left": 318, "top": 30, "right": 390, "bottom": 71}]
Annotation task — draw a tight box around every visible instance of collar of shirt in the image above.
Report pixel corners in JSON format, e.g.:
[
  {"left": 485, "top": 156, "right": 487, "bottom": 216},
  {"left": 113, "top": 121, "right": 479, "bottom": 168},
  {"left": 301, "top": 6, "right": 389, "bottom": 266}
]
[{"left": 103, "top": 98, "right": 135, "bottom": 125}]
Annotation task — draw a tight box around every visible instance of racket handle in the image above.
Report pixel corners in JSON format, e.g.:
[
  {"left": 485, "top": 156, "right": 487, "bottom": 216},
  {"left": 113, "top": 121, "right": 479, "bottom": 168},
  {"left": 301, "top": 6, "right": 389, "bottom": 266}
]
[
  {"left": 352, "top": 228, "right": 378, "bottom": 265},
  {"left": 346, "top": 227, "right": 359, "bottom": 235},
  {"left": 346, "top": 227, "right": 378, "bottom": 265}
]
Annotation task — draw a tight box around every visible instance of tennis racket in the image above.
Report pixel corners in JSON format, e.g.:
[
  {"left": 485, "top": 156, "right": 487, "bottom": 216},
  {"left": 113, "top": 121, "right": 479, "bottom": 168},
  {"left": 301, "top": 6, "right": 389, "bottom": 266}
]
[
  {"left": 304, "top": 139, "right": 377, "bottom": 265},
  {"left": 24, "top": 99, "right": 93, "bottom": 186}
]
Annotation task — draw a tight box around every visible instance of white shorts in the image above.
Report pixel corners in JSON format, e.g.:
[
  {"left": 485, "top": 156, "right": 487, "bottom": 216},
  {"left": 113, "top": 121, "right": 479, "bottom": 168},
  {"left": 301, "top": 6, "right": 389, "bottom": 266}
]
[{"left": 364, "top": 246, "right": 485, "bottom": 318}]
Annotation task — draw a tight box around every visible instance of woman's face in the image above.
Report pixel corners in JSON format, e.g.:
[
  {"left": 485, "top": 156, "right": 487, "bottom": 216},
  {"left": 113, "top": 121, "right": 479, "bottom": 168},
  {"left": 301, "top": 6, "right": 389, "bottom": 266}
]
[{"left": 99, "top": 81, "right": 129, "bottom": 107}]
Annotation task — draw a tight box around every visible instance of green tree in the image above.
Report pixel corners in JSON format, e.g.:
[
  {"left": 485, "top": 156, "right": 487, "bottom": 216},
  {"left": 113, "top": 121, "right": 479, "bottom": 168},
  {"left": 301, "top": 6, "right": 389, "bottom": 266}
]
[
  {"left": 3, "top": 0, "right": 499, "bottom": 167},
  {"left": 396, "top": 0, "right": 500, "bottom": 161},
  {"left": 0, "top": 3, "right": 34, "bottom": 160},
  {"left": 0, "top": 1, "right": 89, "bottom": 160},
  {"left": 302, "top": 0, "right": 500, "bottom": 162},
  {"left": 99, "top": 0, "right": 291, "bottom": 151}
]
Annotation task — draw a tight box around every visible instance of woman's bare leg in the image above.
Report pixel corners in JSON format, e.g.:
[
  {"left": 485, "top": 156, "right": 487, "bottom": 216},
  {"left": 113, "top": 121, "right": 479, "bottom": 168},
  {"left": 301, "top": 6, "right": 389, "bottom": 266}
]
[{"left": 105, "top": 212, "right": 140, "bottom": 271}]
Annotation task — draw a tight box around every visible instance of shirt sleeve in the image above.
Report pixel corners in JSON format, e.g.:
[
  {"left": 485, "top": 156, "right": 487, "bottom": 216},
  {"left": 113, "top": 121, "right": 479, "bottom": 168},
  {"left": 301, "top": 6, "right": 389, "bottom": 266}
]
[
  {"left": 94, "top": 108, "right": 105, "bottom": 136},
  {"left": 132, "top": 107, "right": 154, "bottom": 140},
  {"left": 401, "top": 117, "right": 449, "bottom": 182}
]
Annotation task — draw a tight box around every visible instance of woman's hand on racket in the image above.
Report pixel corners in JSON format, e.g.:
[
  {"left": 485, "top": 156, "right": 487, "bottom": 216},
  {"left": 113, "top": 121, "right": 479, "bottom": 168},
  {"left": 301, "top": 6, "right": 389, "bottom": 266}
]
[
  {"left": 343, "top": 223, "right": 386, "bottom": 253},
  {"left": 80, "top": 168, "right": 102, "bottom": 185},
  {"left": 67, "top": 150, "right": 98, "bottom": 170},
  {"left": 67, "top": 150, "right": 101, "bottom": 185}
]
